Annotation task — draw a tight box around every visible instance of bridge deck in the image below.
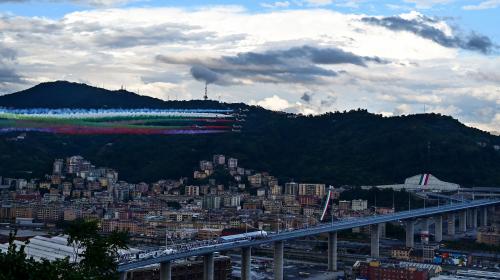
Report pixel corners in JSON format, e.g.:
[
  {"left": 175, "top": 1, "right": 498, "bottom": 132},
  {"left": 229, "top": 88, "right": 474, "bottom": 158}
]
[{"left": 118, "top": 199, "right": 499, "bottom": 272}]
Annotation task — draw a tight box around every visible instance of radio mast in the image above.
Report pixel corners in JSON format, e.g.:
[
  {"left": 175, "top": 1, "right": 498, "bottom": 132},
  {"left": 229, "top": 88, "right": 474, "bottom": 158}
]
[{"left": 204, "top": 82, "right": 208, "bottom": 101}]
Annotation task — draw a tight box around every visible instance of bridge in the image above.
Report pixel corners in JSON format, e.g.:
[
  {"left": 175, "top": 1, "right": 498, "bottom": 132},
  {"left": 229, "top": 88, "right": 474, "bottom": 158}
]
[{"left": 118, "top": 199, "right": 500, "bottom": 280}]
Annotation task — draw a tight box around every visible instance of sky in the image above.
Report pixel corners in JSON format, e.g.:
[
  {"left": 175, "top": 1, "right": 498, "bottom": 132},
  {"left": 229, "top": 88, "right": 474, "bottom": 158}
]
[{"left": 0, "top": 0, "right": 499, "bottom": 133}]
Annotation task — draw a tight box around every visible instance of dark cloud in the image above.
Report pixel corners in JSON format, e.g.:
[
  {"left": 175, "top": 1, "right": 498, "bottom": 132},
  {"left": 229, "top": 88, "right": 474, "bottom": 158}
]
[
  {"left": 0, "top": 67, "right": 22, "bottom": 83},
  {"left": 320, "top": 95, "right": 337, "bottom": 107},
  {"left": 190, "top": 65, "right": 219, "bottom": 84},
  {"left": 0, "top": 46, "right": 16, "bottom": 61},
  {"left": 0, "top": 44, "right": 23, "bottom": 85},
  {"left": 157, "top": 45, "right": 385, "bottom": 85},
  {"left": 301, "top": 92, "right": 312, "bottom": 103},
  {"left": 361, "top": 15, "right": 495, "bottom": 54},
  {"left": 223, "top": 46, "right": 385, "bottom": 67}
]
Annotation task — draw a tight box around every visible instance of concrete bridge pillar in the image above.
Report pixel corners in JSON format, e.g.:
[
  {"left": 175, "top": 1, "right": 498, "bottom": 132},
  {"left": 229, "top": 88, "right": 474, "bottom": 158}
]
[
  {"left": 405, "top": 220, "right": 415, "bottom": 248},
  {"left": 160, "top": 261, "right": 172, "bottom": 280},
  {"left": 203, "top": 253, "right": 214, "bottom": 280},
  {"left": 489, "top": 206, "right": 495, "bottom": 223},
  {"left": 435, "top": 215, "right": 443, "bottom": 242},
  {"left": 459, "top": 211, "right": 467, "bottom": 233},
  {"left": 370, "top": 224, "right": 381, "bottom": 258},
  {"left": 481, "top": 207, "right": 488, "bottom": 227},
  {"left": 119, "top": 272, "right": 127, "bottom": 280},
  {"left": 328, "top": 232, "right": 337, "bottom": 271},
  {"left": 241, "top": 247, "right": 251, "bottom": 280},
  {"left": 472, "top": 208, "right": 478, "bottom": 229},
  {"left": 380, "top": 223, "right": 386, "bottom": 238},
  {"left": 467, "top": 209, "right": 473, "bottom": 229},
  {"left": 447, "top": 213, "right": 455, "bottom": 235},
  {"left": 274, "top": 241, "right": 284, "bottom": 280},
  {"left": 422, "top": 218, "right": 430, "bottom": 232}
]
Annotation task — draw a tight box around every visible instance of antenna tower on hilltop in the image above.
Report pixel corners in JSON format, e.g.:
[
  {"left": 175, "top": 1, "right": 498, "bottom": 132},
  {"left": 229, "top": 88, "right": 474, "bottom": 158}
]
[{"left": 204, "top": 82, "right": 208, "bottom": 101}]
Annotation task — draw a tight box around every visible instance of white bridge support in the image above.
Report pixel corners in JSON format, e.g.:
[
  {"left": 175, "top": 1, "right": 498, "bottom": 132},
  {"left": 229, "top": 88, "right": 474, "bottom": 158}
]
[
  {"left": 448, "top": 213, "right": 456, "bottom": 235},
  {"left": 459, "top": 211, "right": 467, "bottom": 233},
  {"left": 160, "top": 261, "right": 172, "bottom": 280},
  {"left": 472, "top": 208, "right": 478, "bottom": 229},
  {"left": 435, "top": 215, "right": 443, "bottom": 242},
  {"left": 380, "top": 223, "right": 386, "bottom": 238},
  {"left": 465, "top": 209, "right": 472, "bottom": 229},
  {"left": 489, "top": 206, "right": 496, "bottom": 224},
  {"left": 241, "top": 247, "right": 251, "bottom": 280},
  {"left": 328, "top": 232, "right": 337, "bottom": 271},
  {"left": 481, "top": 207, "right": 488, "bottom": 227},
  {"left": 274, "top": 241, "right": 284, "bottom": 280},
  {"left": 370, "top": 224, "right": 381, "bottom": 258},
  {"left": 405, "top": 220, "right": 415, "bottom": 248},
  {"left": 119, "top": 272, "right": 127, "bottom": 280},
  {"left": 422, "top": 218, "right": 430, "bottom": 232},
  {"left": 203, "top": 253, "right": 214, "bottom": 280}
]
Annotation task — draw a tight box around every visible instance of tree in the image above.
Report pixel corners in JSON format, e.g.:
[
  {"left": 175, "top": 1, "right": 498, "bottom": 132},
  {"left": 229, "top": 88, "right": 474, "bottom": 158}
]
[
  {"left": 65, "top": 219, "right": 129, "bottom": 280},
  {"left": 0, "top": 230, "right": 82, "bottom": 280},
  {"left": 0, "top": 220, "right": 128, "bottom": 280}
]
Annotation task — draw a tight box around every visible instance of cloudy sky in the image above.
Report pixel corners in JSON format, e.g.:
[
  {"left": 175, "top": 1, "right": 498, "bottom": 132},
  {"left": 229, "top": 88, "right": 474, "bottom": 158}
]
[{"left": 0, "top": 0, "right": 499, "bottom": 133}]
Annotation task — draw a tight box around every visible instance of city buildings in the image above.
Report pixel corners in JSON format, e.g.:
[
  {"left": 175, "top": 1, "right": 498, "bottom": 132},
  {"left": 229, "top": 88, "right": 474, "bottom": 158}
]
[
  {"left": 353, "top": 260, "right": 442, "bottom": 280},
  {"left": 1, "top": 152, "right": 499, "bottom": 280},
  {"left": 298, "top": 183, "right": 326, "bottom": 198},
  {"left": 477, "top": 225, "right": 500, "bottom": 246},
  {"left": 352, "top": 199, "right": 368, "bottom": 211}
]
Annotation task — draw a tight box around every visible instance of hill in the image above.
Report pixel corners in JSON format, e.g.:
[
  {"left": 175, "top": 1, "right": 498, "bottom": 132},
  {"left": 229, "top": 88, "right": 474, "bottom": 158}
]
[
  {"left": 0, "top": 81, "right": 226, "bottom": 109},
  {"left": 0, "top": 81, "right": 499, "bottom": 187}
]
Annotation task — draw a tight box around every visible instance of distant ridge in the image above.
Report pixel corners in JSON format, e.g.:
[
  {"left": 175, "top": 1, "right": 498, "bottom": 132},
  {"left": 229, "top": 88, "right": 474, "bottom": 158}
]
[
  {"left": 0, "top": 81, "right": 225, "bottom": 109},
  {"left": 0, "top": 81, "right": 499, "bottom": 187}
]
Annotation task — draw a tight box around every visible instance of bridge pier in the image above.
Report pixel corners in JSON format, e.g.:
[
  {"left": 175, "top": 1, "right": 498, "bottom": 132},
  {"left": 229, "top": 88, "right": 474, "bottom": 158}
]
[
  {"left": 119, "top": 272, "right": 127, "bottom": 280},
  {"left": 472, "top": 208, "right": 478, "bottom": 229},
  {"left": 435, "top": 215, "right": 443, "bottom": 242},
  {"left": 481, "top": 207, "right": 488, "bottom": 227},
  {"left": 466, "top": 210, "right": 471, "bottom": 229},
  {"left": 241, "top": 247, "right": 251, "bottom": 280},
  {"left": 160, "top": 261, "right": 171, "bottom": 280},
  {"left": 488, "top": 206, "right": 495, "bottom": 224},
  {"left": 203, "top": 253, "right": 214, "bottom": 280},
  {"left": 328, "top": 232, "right": 337, "bottom": 271},
  {"left": 274, "top": 241, "right": 284, "bottom": 280},
  {"left": 447, "top": 213, "right": 455, "bottom": 235},
  {"left": 405, "top": 220, "right": 415, "bottom": 248},
  {"left": 467, "top": 209, "right": 473, "bottom": 229},
  {"left": 459, "top": 211, "right": 467, "bottom": 233},
  {"left": 380, "top": 223, "right": 386, "bottom": 238},
  {"left": 370, "top": 224, "right": 381, "bottom": 258},
  {"left": 422, "top": 218, "right": 430, "bottom": 232}
]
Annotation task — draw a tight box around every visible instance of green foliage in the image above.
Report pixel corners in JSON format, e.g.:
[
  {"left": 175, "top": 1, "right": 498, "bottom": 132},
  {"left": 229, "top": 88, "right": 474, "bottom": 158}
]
[
  {"left": 0, "top": 220, "right": 128, "bottom": 280},
  {"left": 339, "top": 187, "right": 426, "bottom": 211},
  {"left": 337, "top": 230, "right": 368, "bottom": 241},
  {"left": 385, "top": 222, "right": 406, "bottom": 239},
  {"left": 66, "top": 219, "right": 129, "bottom": 280},
  {"left": 167, "top": 201, "right": 182, "bottom": 210},
  {"left": 0, "top": 230, "right": 83, "bottom": 280}
]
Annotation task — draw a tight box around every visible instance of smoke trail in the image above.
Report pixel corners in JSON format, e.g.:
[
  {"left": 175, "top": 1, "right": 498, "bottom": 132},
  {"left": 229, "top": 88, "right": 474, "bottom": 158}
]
[{"left": 0, "top": 108, "right": 239, "bottom": 135}]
